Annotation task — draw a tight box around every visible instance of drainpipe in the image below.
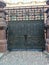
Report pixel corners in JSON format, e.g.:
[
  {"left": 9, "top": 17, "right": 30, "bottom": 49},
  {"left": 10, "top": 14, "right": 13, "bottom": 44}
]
[{"left": 0, "top": 0, "right": 7, "bottom": 52}]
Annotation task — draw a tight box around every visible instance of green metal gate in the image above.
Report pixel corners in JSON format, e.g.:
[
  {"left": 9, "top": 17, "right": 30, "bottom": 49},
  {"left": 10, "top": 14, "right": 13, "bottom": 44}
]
[{"left": 7, "top": 7, "right": 45, "bottom": 51}]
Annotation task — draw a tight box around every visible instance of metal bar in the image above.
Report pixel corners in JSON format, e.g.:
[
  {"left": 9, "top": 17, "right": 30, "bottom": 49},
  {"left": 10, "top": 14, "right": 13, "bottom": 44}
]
[{"left": 14, "top": 36, "right": 43, "bottom": 38}]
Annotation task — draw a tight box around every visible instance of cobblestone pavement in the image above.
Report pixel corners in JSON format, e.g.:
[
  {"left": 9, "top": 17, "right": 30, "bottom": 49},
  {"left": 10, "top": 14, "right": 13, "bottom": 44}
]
[{"left": 0, "top": 51, "right": 49, "bottom": 65}]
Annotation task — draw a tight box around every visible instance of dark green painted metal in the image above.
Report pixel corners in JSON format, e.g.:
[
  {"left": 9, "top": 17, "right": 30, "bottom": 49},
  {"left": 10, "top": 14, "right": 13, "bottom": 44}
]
[{"left": 8, "top": 20, "right": 45, "bottom": 50}]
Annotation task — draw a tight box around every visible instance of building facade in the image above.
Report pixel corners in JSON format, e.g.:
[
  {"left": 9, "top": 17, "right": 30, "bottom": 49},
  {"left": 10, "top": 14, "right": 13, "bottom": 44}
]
[{"left": 0, "top": 0, "right": 49, "bottom": 52}]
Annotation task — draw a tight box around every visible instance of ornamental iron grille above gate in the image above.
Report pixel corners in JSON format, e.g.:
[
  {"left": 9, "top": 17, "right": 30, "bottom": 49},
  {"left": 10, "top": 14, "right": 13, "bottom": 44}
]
[{"left": 6, "top": 6, "right": 44, "bottom": 21}]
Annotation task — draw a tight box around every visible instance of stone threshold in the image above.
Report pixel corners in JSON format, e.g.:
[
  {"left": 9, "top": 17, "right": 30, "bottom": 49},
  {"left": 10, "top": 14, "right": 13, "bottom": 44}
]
[
  {"left": 0, "top": 51, "right": 9, "bottom": 59},
  {"left": 0, "top": 53, "right": 4, "bottom": 59},
  {"left": 43, "top": 51, "right": 49, "bottom": 55}
]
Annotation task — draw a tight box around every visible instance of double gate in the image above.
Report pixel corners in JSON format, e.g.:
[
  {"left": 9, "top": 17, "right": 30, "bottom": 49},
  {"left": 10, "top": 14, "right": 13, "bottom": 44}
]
[{"left": 7, "top": 7, "right": 45, "bottom": 51}]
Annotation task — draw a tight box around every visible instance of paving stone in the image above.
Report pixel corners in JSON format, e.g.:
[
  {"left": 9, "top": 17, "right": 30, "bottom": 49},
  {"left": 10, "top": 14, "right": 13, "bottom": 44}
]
[{"left": 0, "top": 51, "right": 49, "bottom": 65}]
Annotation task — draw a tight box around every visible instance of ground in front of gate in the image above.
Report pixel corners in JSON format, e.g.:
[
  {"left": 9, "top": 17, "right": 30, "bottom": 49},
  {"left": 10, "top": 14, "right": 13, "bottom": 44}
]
[{"left": 0, "top": 51, "right": 49, "bottom": 65}]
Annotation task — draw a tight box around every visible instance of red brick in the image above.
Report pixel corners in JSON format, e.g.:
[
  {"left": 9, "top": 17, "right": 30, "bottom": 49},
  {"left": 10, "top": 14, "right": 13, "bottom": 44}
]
[
  {"left": 46, "top": 17, "right": 49, "bottom": 25},
  {"left": 0, "top": 18, "right": 5, "bottom": 22},
  {"left": 46, "top": 39, "right": 49, "bottom": 43},
  {"left": 46, "top": 29, "right": 49, "bottom": 38},
  {"left": 0, "top": 40, "right": 7, "bottom": 52},
  {"left": 0, "top": 30, "right": 6, "bottom": 40},
  {"left": 0, "top": 12, "right": 6, "bottom": 18},
  {"left": 46, "top": 43, "right": 49, "bottom": 52},
  {"left": 0, "top": 44, "right": 7, "bottom": 52},
  {"left": 0, "top": 40, "right": 7, "bottom": 45}
]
